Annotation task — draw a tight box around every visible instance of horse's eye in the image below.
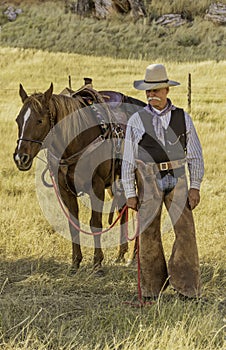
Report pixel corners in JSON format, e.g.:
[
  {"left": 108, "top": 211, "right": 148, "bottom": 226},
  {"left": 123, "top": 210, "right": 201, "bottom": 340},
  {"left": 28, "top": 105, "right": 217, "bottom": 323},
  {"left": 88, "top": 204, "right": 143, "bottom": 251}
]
[{"left": 37, "top": 119, "right": 43, "bottom": 124}]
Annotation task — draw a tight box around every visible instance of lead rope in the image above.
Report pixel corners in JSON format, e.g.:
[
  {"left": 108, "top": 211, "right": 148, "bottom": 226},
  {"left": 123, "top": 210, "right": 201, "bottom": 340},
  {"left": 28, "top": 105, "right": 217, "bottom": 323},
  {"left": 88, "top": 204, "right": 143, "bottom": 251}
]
[
  {"left": 50, "top": 170, "right": 153, "bottom": 307},
  {"left": 49, "top": 170, "right": 127, "bottom": 235},
  {"left": 124, "top": 208, "right": 153, "bottom": 307}
]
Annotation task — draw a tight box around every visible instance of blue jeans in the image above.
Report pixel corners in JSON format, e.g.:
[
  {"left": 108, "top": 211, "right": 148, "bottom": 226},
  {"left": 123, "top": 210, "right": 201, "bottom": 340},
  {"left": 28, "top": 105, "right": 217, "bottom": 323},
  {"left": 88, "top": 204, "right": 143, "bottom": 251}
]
[{"left": 156, "top": 174, "right": 178, "bottom": 194}]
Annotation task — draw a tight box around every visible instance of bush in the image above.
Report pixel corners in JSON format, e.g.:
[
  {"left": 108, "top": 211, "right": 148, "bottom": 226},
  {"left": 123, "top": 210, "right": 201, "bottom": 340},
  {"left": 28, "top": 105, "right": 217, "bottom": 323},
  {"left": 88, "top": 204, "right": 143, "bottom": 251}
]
[{"left": 176, "top": 34, "right": 201, "bottom": 47}]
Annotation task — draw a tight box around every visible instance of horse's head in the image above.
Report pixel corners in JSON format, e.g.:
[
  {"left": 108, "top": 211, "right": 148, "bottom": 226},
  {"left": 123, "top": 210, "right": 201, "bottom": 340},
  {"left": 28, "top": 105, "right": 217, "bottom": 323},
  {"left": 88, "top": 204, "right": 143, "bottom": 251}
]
[{"left": 14, "top": 83, "right": 53, "bottom": 171}]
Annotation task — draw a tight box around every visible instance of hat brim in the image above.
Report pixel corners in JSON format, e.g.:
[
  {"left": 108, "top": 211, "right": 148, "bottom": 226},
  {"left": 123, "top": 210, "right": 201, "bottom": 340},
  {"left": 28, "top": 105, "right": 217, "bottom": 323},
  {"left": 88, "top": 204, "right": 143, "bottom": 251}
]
[{"left": 133, "top": 80, "right": 180, "bottom": 90}]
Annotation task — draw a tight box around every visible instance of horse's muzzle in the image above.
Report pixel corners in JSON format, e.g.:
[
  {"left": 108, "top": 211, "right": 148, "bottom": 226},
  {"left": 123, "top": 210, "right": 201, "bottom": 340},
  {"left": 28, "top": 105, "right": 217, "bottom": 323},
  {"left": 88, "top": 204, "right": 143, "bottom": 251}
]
[{"left": 13, "top": 152, "right": 33, "bottom": 171}]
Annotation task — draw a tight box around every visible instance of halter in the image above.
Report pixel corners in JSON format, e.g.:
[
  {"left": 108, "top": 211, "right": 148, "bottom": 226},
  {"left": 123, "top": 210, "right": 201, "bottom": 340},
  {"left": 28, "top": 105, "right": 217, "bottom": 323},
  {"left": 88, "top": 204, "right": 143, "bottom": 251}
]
[
  {"left": 17, "top": 137, "right": 43, "bottom": 145},
  {"left": 16, "top": 106, "right": 55, "bottom": 147}
]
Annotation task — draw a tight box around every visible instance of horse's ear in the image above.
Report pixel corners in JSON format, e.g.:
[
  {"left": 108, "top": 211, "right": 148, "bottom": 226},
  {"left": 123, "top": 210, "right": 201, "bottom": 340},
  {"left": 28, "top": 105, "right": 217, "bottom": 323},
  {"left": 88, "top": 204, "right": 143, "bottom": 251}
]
[
  {"left": 19, "top": 83, "right": 28, "bottom": 103},
  {"left": 43, "top": 83, "right": 53, "bottom": 103}
]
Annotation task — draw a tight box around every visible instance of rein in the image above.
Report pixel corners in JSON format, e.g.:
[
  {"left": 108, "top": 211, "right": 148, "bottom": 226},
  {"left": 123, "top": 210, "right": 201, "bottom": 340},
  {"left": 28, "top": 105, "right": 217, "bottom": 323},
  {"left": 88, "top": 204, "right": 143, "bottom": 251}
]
[
  {"left": 49, "top": 170, "right": 136, "bottom": 236},
  {"left": 48, "top": 128, "right": 111, "bottom": 167}
]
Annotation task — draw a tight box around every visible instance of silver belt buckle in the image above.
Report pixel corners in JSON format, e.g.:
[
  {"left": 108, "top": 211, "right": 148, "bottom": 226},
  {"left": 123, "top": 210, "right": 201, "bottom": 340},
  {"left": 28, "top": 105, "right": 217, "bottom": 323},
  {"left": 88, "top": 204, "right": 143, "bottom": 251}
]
[{"left": 159, "top": 162, "right": 169, "bottom": 171}]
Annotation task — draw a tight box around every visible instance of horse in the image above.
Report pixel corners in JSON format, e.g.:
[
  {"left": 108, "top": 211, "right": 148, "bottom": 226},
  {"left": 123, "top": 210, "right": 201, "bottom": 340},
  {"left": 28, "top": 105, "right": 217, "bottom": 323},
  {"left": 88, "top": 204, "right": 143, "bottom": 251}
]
[{"left": 13, "top": 83, "right": 146, "bottom": 274}]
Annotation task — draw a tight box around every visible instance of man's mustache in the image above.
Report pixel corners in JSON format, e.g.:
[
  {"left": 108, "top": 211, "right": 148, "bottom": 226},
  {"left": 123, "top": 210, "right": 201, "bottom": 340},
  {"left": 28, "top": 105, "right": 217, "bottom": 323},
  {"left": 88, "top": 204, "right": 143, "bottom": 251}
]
[{"left": 147, "top": 97, "right": 161, "bottom": 101}]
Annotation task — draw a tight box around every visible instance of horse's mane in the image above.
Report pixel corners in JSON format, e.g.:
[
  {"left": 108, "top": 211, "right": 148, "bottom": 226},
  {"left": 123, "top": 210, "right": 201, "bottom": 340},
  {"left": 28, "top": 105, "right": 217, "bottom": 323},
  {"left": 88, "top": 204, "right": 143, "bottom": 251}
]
[
  {"left": 25, "top": 90, "right": 108, "bottom": 147},
  {"left": 51, "top": 94, "right": 97, "bottom": 147},
  {"left": 25, "top": 92, "right": 89, "bottom": 123}
]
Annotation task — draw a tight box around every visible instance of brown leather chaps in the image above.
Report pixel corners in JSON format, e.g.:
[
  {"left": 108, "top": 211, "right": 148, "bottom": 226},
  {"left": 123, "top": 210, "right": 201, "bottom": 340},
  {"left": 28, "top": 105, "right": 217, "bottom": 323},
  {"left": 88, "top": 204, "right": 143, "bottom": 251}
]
[{"left": 136, "top": 160, "right": 201, "bottom": 298}]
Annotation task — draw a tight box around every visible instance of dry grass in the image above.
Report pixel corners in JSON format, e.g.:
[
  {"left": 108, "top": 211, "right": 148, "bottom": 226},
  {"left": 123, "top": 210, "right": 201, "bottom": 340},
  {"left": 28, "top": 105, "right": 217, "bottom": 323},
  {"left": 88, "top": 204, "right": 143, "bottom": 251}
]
[{"left": 0, "top": 47, "right": 225, "bottom": 349}]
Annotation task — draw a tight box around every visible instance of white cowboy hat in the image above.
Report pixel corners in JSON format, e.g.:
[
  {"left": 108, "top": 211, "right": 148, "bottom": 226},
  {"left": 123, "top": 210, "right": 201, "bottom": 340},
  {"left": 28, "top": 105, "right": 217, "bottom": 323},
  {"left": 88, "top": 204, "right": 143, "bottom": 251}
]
[{"left": 133, "top": 64, "right": 180, "bottom": 90}]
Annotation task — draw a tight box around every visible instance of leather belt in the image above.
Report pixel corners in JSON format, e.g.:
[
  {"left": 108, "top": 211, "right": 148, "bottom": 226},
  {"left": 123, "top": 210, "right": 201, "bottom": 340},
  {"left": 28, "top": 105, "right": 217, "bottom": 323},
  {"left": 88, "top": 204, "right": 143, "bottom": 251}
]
[{"left": 156, "top": 159, "right": 186, "bottom": 172}]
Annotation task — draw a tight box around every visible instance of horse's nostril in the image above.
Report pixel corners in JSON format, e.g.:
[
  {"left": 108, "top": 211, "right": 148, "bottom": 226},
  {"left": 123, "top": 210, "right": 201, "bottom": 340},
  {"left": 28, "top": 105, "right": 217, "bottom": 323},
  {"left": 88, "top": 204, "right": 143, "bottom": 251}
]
[
  {"left": 14, "top": 153, "right": 32, "bottom": 170},
  {"left": 20, "top": 154, "right": 30, "bottom": 164},
  {"left": 14, "top": 153, "right": 30, "bottom": 165}
]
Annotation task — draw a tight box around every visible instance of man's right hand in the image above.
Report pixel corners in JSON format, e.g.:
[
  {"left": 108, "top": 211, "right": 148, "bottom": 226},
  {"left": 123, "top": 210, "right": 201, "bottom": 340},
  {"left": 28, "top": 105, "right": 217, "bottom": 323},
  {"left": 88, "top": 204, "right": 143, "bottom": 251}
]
[{"left": 126, "top": 196, "right": 138, "bottom": 211}]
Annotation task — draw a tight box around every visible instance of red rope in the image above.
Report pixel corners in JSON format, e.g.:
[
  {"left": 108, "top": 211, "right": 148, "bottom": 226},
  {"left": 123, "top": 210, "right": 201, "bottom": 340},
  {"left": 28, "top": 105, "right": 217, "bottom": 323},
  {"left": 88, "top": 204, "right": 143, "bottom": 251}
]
[
  {"left": 50, "top": 171, "right": 153, "bottom": 307},
  {"left": 123, "top": 208, "right": 154, "bottom": 307},
  {"left": 50, "top": 171, "right": 127, "bottom": 235},
  {"left": 125, "top": 217, "right": 152, "bottom": 307}
]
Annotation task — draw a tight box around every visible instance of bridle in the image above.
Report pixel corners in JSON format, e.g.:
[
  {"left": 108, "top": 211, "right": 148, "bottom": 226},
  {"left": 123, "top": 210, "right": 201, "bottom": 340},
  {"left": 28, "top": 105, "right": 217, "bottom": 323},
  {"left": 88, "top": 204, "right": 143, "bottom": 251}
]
[
  {"left": 17, "top": 137, "right": 43, "bottom": 146},
  {"left": 15, "top": 95, "right": 120, "bottom": 170},
  {"left": 16, "top": 105, "right": 55, "bottom": 147}
]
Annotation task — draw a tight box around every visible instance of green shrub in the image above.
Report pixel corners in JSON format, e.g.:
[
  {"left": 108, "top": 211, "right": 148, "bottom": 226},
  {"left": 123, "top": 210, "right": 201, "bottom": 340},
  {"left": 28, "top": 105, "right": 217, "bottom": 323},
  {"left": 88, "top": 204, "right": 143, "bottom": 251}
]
[{"left": 176, "top": 33, "right": 201, "bottom": 47}]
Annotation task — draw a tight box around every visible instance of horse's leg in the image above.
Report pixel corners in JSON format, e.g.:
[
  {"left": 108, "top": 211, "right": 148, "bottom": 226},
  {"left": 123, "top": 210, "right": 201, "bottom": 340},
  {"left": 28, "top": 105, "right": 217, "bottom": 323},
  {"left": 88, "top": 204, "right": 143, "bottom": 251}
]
[
  {"left": 113, "top": 188, "right": 129, "bottom": 263},
  {"left": 69, "top": 209, "right": 83, "bottom": 273},
  {"left": 115, "top": 206, "right": 128, "bottom": 263},
  {"left": 89, "top": 176, "right": 105, "bottom": 275},
  {"left": 59, "top": 183, "right": 82, "bottom": 273}
]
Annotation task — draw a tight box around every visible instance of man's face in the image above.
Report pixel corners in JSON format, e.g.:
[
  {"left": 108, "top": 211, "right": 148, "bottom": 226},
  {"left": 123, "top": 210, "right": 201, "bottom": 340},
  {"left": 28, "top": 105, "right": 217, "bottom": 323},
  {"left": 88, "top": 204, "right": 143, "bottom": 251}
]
[{"left": 146, "top": 87, "right": 169, "bottom": 110}]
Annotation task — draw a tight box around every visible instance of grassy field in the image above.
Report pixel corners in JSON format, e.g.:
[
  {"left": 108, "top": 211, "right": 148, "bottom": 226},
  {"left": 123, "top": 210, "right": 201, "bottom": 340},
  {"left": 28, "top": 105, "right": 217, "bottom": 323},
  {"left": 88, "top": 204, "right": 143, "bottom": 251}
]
[{"left": 0, "top": 47, "right": 225, "bottom": 349}]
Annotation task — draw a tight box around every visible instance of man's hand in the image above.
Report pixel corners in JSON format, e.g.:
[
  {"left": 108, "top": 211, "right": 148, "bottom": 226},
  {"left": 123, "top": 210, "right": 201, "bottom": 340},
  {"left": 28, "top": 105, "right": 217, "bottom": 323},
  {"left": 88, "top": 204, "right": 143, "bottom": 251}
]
[
  {"left": 188, "top": 188, "right": 200, "bottom": 210},
  {"left": 126, "top": 196, "right": 138, "bottom": 211}
]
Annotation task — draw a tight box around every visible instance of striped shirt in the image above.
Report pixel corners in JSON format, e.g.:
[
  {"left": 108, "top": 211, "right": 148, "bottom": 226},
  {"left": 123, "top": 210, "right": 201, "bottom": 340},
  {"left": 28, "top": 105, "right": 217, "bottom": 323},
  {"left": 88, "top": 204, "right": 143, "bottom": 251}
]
[{"left": 122, "top": 105, "right": 204, "bottom": 198}]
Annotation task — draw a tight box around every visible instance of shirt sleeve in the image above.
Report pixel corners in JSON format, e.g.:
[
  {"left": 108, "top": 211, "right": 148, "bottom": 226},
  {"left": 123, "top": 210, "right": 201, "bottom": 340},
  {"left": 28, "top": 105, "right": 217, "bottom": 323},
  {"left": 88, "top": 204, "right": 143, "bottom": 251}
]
[
  {"left": 121, "top": 112, "right": 144, "bottom": 198},
  {"left": 185, "top": 112, "right": 204, "bottom": 190},
  {"left": 121, "top": 123, "right": 137, "bottom": 198}
]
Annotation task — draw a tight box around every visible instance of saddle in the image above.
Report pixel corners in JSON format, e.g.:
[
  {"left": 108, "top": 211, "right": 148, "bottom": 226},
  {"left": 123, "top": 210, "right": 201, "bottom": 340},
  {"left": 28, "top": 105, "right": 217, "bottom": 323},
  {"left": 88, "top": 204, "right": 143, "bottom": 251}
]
[
  {"left": 60, "top": 79, "right": 128, "bottom": 129},
  {"left": 99, "top": 90, "right": 124, "bottom": 108}
]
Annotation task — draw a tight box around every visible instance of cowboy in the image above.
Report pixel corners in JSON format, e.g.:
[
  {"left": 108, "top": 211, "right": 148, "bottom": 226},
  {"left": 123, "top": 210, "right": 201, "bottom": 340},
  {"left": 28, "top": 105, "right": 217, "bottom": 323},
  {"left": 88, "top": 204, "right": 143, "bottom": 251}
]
[{"left": 122, "top": 64, "right": 204, "bottom": 300}]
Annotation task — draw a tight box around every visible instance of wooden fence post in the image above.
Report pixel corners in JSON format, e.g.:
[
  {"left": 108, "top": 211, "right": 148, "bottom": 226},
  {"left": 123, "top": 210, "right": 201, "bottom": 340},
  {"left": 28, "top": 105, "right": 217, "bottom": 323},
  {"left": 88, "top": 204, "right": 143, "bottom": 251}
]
[
  {"left": 68, "top": 75, "right": 72, "bottom": 90},
  {"left": 187, "top": 73, "right": 191, "bottom": 113}
]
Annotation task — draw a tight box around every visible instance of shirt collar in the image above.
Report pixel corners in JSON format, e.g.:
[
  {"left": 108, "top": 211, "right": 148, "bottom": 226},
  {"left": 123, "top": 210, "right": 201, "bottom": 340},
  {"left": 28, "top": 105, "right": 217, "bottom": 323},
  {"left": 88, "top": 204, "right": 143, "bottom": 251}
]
[{"left": 145, "top": 98, "right": 176, "bottom": 116}]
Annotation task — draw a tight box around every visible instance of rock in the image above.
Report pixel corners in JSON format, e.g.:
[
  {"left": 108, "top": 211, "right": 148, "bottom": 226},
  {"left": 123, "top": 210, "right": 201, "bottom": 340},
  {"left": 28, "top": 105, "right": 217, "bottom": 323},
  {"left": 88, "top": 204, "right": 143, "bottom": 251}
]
[
  {"left": 155, "top": 14, "right": 188, "bottom": 27},
  {"left": 204, "top": 3, "right": 226, "bottom": 25},
  {"left": 128, "top": 0, "right": 146, "bottom": 20},
  {"left": 94, "top": 0, "right": 146, "bottom": 19},
  {"left": 73, "top": 0, "right": 94, "bottom": 16},
  {"left": 94, "top": 0, "right": 113, "bottom": 19},
  {"left": 112, "top": 0, "right": 130, "bottom": 13},
  {"left": 4, "top": 6, "right": 22, "bottom": 22},
  {"left": 69, "top": 0, "right": 146, "bottom": 19}
]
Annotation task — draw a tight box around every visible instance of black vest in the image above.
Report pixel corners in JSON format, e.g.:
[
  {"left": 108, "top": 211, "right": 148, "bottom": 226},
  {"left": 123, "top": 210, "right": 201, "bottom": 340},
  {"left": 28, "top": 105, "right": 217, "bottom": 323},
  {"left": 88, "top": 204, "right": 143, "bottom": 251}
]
[{"left": 138, "top": 108, "right": 187, "bottom": 177}]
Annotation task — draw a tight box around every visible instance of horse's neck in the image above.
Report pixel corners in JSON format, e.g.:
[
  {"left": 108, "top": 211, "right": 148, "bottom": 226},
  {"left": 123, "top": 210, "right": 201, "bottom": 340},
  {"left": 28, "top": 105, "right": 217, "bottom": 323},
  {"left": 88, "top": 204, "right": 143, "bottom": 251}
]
[{"left": 50, "top": 96, "right": 102, "bottom": 160}]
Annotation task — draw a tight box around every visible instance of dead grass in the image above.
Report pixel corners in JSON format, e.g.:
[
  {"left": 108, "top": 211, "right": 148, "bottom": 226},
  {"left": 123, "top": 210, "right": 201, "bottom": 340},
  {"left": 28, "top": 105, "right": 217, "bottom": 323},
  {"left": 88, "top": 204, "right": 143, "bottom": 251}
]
[{"left": 0, "top": 47, "right": 225, "bottom": 349}]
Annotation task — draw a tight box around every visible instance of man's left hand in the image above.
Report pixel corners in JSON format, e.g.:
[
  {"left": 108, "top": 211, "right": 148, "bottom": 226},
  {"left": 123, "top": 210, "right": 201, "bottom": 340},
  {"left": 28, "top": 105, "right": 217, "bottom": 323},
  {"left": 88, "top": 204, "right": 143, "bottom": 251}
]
[{"left": 188, "top": 188, "right": 200, "bottom": 210}]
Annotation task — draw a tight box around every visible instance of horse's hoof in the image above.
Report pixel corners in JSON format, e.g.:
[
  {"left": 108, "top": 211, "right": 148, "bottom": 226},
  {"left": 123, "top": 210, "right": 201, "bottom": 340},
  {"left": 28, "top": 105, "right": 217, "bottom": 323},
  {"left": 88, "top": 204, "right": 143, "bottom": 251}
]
[
  {"left": 125, "top": 258, "right": 136, "bottom": 267},
  {"left": 92, "top": 266, "right": 105, "bottom": 277},
  {"left": 94, "top": 268, "right": 105, "bottom": 277},
  {"left": 68, "top": 265, "right": 79, "bottom": 275},
  {"left": 114, "top": 255, "right": 126, "bottom": 264}
]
